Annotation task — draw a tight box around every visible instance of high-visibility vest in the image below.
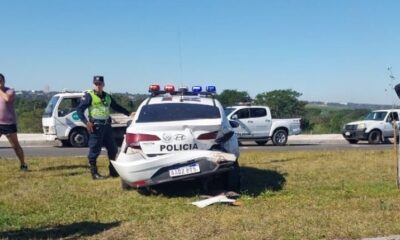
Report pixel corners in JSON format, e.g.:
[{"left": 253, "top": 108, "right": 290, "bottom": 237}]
[{"left": 88, "top": 90, "right": 111, "bottom": 120}]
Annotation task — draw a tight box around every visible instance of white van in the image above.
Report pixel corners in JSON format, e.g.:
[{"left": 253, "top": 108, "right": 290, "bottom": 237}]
[
  {"left": 342, "top": 109, "right": 400, "bottom": 144},
  {"left": 42, "top": 92, "right": 130, "bottom": 147}
]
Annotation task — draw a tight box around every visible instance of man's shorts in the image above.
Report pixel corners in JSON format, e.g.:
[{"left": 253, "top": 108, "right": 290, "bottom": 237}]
[{"left": 0, "top": 124, "right": 17, "bottom": 135}]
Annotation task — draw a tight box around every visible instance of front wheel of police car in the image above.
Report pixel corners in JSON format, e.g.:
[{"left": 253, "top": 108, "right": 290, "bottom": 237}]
[{"left": 111, "top": 84, "right": 241, "bottom": 192}]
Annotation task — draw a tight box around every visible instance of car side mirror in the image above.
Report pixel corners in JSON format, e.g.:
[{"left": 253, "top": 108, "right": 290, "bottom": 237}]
[
  {"left": 229, "top": 120, "right": 239, "bottom": 128},
  {"left": 231, "top": 114, "right": 238, "bottom": 120}
]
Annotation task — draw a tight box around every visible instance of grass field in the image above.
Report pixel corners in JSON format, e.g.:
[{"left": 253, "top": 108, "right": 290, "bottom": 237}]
[{"left": 1, "top": 149, "right": 400, "bottom": 239}]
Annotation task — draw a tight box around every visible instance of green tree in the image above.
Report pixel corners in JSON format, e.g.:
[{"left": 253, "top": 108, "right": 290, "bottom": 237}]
[
  {"left": 254, "top": 89, "right": 306, "bottom": 118},
  {"left": 217, "top": 89, "right": 251, "bottom": 106},
  {"left": 303, "top": 107, "right": 369, "bottom": 133},
  {"left": 110, "top": 93, "right": 147, "bottom": 113}
]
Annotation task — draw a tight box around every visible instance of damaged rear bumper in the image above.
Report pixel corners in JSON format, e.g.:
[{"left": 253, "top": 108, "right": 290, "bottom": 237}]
[{"left": 111, "top": 150, "right": 237, "bottom": 188}]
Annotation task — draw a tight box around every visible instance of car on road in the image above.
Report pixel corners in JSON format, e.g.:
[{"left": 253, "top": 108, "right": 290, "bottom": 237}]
[
  {"left": 42, "top": 92, "right": 130, "bottom": 147},
  {"left": 111, "top": 84, "right": 241, "bottom": 191},
  {"left": 224, "top": 105, "right": 302, "bottom": 146},
  {"left": 342, "top": 109, "right": 400, "bottom": 144}
]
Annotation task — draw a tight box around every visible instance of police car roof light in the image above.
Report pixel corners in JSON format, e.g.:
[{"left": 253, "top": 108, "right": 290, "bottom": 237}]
[
  {"left": 178, "top": 86, "right": 188, "bottom": 92},
  {"left": 149, "top": 84, "right": 160, "bottom": 92},
  {"left": 206, "top": 86, "right": 216, "bottom": 93},
  {"left": 164, "top": 84, "right": 175, "bottom": 93},
  {"left": 192, "top": 86, "right": 202, "bottom": 93}
]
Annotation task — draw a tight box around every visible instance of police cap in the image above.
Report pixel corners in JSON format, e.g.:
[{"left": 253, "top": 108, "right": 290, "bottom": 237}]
[{"left": 93, "top": 75, "right": 104, "bottom": 83}]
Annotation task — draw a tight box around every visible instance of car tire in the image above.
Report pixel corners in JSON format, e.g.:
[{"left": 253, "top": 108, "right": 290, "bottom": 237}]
[
  {"left": 69, "top": 128, "right": 88, "bottom": 147},
  {"left": 272, "top": 129, "right": 288, "bottom": 146},
  {"left": 383, "top": 138, "right": 392, "bottom": 144},
  {"left": 255, "top": 140, "right": 268, "bottom": 146},
  {"left": 223, "top": 161, "right": 241, "bottom": 192},
  {"left": 60, "top": 140, "right": 70, "bottom": 147},
  {"left": 368, "top": 130, "right": 382, "bottom": 144},
  {"left": 346, "top": 139, "right": 358, "bottom": 144}
]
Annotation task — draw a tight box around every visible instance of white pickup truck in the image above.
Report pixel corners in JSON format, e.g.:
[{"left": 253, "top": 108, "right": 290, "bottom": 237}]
[
  {"left": 342, "top": 109, "right": 400, "bottom": 144},
  {"left": 42, "top": 92, "right": 131, "bottom": 147},
  {"left": 224, "top": 105, "right": 302, "bottom": 146}
]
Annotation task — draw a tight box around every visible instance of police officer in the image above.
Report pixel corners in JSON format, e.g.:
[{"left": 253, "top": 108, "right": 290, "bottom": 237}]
[{"left": 76, "top": 76, "right": 131, "bottom": 180}]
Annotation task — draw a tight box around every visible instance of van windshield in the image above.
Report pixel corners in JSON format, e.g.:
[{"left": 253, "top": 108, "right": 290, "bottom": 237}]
[
  {"left": 43, "top": 96, "right": 59, "bottom": 118},
  {"left": 365, "top": 111, "right": 387, "bottom": 121},
  {"left": 137, "top": 103, "right": 221, "bottom": 123}
]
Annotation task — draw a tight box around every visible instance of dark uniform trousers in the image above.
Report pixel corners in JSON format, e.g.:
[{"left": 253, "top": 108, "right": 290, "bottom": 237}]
[{"left": 88, "top": 123, "right": 118, "bottom": 175}]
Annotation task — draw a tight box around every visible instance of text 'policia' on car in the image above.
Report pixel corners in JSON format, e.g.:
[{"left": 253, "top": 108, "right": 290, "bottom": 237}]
[{"left": 111, "top": 84, "right": 241, "bottom": 191}]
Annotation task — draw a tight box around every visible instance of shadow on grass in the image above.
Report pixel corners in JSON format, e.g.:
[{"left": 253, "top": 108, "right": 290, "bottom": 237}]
[
  {"left": 240, "top": 166, "right": 286, "bottom": 196},
  {"left": 0, "top": 221, "right": 120, "bottom": 240},
  {"left": 40, "top": 165, "right": 88, "bottom": 171},
  {"left": 140, "top": 166, "right": 286, "bottom": 198}
]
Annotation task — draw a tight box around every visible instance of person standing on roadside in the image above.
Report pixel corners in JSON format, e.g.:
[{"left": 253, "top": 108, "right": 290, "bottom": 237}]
[
  {"left": 76, "top": 76, "right": 132, "bottom": 180},
  {"left": 0, "top": 73, "right": 28, "bottom": 171}
]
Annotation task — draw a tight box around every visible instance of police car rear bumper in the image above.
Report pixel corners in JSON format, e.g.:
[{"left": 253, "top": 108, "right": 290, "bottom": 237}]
[{"left": 111, "top": 150, "right": 237, "bottom": 188}]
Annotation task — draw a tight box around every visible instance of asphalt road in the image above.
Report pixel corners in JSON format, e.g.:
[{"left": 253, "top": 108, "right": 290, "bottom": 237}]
[{"left": 0, "top": 142, "right": 394, "bottom": 158}]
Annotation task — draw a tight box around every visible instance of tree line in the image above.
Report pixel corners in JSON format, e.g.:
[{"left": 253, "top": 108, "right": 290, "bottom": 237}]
[{"left": 13, "top": 89, "right": 369, "bottom": 134}]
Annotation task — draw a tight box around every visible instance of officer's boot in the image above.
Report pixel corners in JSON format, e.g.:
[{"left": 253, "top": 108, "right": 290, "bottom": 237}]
[
  {"left": 109, "top": 162, "right": 119, "bottom": 177},
  {"left": 90, "top": 164, "right": 105, "bottom": 180}
]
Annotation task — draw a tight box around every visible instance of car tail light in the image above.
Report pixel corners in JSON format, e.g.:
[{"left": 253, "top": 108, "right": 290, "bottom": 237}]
[
  {"left": 126, "top": 133, "right": 160, "bottom": 149},
  {"left": 197, "top": 131, "right": 218, "bottom": 140}
]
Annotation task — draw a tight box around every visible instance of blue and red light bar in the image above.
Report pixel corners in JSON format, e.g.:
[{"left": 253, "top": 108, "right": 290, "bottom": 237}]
[{"left": 148, "top": 84, "right": 216, "bottom": 94}]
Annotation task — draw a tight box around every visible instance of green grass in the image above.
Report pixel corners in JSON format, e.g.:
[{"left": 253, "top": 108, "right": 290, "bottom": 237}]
[{"left": 1, "top": 149, "right": 400, "bottom": 239}]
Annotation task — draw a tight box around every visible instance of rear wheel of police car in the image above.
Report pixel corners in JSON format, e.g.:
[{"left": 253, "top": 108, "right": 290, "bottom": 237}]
[
  {"left": 69, "top": 128, "right": 88, "bottom": 147},
  {"left": 121, "top": 180, "right": 131, "bottom": 190},
  {"left": 222, "top": 161, "right": 241, "bottom": 192},
  {"left": 272, "top": 129, "right": 288, "bottom": 146}
]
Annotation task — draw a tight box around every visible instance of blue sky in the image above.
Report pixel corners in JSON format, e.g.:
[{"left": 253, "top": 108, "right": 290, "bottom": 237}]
[{"left": 1, "top": 0, "right": 399, "bottom": 104}]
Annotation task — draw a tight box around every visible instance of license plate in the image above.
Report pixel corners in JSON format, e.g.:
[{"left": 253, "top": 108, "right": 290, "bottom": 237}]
[
  {"left": 169, "top": 163, "right": 200, "bottom": 177},
  {"left": 345, "top": 131, "right": 350, "bottom": 136}
]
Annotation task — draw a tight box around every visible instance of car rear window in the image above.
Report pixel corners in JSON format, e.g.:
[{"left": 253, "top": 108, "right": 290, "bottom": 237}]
[{"left": 137, "top": 103, "right": 221, "bottom": 123}]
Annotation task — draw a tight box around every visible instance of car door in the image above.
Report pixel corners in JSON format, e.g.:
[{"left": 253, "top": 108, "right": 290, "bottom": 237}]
[
  {"left": 54, "top": 97, "right": 83, "bottom": 137},
  {"left": 249, "top": 107, "right": 270, "bottom": 137},
  {"left": 383, "top": 111, "right": 398, "bottom": 137},
  {"left": 230, "top": 108, "right": 253, "bottom": 138}
]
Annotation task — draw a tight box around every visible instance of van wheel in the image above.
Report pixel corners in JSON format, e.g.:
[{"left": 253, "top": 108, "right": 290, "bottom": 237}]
[
  {"left": 368, "top": 130, "right": 381, "bottom": 144},
  {"left": 255, "top": 140, "right": 268, "bottom": 146},
  {"left": 69, "top": 129, "right": 88, "bottom": 147},
  {"left": 272, "top": 129, "right": 288, "bottom": 146},
  {"left": 60, "top": 140, "right": 70, "bottom": 147}
]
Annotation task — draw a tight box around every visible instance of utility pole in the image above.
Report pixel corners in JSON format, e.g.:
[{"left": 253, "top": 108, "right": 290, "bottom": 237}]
[{"left": 388, "top": 67, "right": 400, "bottom": 188}]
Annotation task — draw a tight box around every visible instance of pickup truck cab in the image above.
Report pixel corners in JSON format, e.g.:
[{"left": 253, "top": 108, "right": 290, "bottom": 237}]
[
  {"left": 42, "top": 92, "right": 131, "bottom": 147},
  {"left": 342, "top": 109, "right": 400, "bottom": 144},
  {"left": 224, "top": 105, "right": 302, "bottom": 146}
]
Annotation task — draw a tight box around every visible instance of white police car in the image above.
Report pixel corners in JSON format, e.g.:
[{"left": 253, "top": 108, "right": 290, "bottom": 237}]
[{"left": 111, "top": 84, "right": 240, "bottom": 191}]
